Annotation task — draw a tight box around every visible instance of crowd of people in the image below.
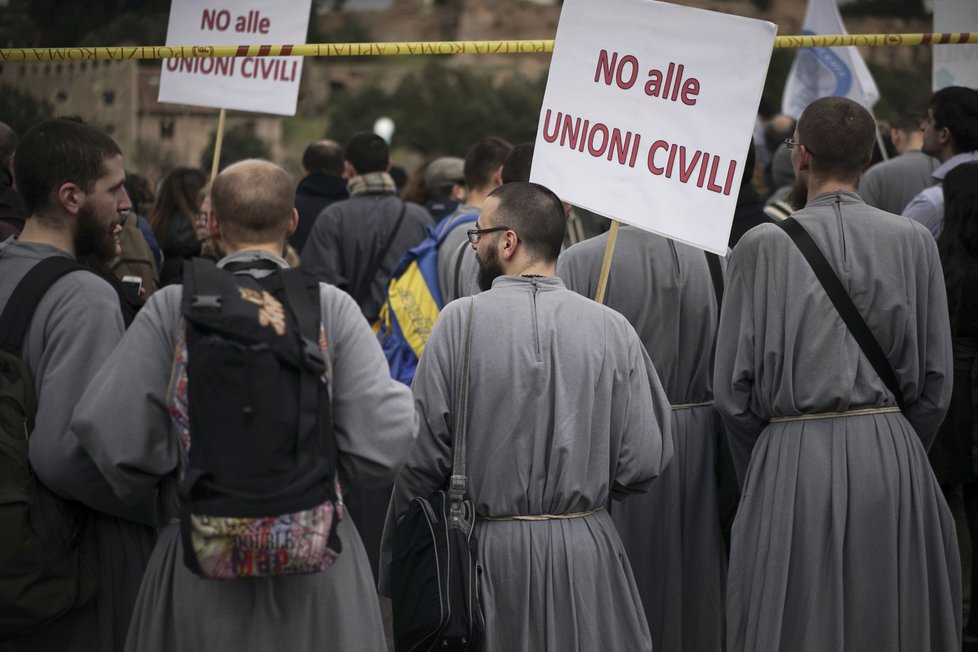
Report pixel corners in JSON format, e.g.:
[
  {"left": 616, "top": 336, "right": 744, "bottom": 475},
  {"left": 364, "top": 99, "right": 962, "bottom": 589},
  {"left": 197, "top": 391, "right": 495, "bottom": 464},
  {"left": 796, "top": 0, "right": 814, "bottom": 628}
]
[{"left": 0, "top": 83, "right": 976, "bottom": 652}]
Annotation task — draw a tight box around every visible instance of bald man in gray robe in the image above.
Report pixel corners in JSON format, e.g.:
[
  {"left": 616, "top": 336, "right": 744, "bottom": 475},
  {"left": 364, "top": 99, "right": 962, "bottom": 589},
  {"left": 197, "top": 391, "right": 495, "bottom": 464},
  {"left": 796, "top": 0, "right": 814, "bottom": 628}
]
[
  {"left": 716, "top": 97, "right": 960, "bottom": 651},
  {"left": 558, "top": 226, "right": 727, "bottom": 652},
  {"left": 71, "top": 160, "right": 418, "bottom": 652},
  {"left": 380, "top": 182, "right": 672, "bottom": 652}
]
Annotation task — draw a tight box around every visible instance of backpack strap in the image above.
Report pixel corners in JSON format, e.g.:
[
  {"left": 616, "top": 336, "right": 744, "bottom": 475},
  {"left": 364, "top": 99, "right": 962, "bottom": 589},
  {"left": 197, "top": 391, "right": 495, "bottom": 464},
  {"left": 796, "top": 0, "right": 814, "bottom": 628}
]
[
  {"left": 352, "top": 201, "right": 408, "bottom": 309},
  {"left": 0, "top": 256, "right": 87, "bottom": 355},
  {"left": 279, "top": 269, "right": 337, "bottom": 469},
  {"left": 704, "top": 252, "right": 723, "bottom": 308},
  {"left": 776, "top": 217, "right": 905, "bottom": 412}
]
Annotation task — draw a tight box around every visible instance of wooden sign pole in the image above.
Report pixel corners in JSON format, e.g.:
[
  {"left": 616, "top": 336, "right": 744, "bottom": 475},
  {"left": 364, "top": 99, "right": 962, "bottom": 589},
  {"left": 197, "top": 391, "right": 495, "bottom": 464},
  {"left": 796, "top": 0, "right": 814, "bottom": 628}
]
[
  {"left": 594, "top": 220, "right": 620, "bottom": 305},
  {"left": 209, "top": 108, "right": 227, "bottom": 183}
]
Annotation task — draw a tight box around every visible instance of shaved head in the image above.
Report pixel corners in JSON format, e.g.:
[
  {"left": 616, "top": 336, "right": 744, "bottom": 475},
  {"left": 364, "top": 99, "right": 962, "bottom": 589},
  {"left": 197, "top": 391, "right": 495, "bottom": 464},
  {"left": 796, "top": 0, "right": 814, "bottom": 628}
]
[{"left": 211, "top": 159, "right": 295, "bottom": 247}]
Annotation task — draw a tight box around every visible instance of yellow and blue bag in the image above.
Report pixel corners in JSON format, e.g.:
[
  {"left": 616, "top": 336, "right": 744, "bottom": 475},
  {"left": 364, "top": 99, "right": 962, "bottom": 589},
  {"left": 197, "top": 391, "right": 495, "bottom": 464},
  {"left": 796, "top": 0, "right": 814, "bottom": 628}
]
[{"left": 378, "top": 212, "right": 478, "bottom": 385}]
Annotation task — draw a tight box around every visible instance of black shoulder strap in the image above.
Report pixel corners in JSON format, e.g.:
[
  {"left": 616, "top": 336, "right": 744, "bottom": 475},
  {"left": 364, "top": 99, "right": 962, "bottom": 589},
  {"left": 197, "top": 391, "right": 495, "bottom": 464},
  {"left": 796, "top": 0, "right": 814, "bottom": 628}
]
[
  {"left": 0, "top": 256, "right": 86, "bottom": 354},
  {"left": 354, "top": 201, "right": 408, "bottom": 307},
  {"left": 776, "top": 217, "right": 905, "bottom": 412},
  {"left": 279, "top": 268, "right": 337, "bottom": 466},
  {"left": 705, "top": 252, "right": 724, "bottom": 307}
]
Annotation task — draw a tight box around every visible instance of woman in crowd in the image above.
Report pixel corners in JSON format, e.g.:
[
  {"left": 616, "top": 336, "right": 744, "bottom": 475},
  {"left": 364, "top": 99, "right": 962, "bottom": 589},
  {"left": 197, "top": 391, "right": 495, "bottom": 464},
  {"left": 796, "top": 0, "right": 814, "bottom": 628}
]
[
  {"left": 149, "top": 167, "right": 207, "bottom": 285},
  {"left": 930, "top": 161, "right": 978, "bottom": 644}
]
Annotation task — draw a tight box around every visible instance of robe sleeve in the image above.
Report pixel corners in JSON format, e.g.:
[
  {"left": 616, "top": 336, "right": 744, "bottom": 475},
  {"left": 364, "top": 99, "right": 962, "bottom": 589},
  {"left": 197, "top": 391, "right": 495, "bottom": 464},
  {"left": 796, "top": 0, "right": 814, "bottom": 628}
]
[
  {"left": 714, "top": 245, "right": 766, "bottom": 486},
  {"left": 904, "top": 227, "right": 953, "bottom": 447},
  {"left": 71, "top": 287, "right": 181, "bottom": 520},
  {"left": 28, "top": 272, "right": 161, "bottom": 526},
  {"left": 301, "top": 207, "right": 347, "bottom": 290},
  {"left": 377, "top": 302, "right": 463, "bottom": 596},
  {"left": 323, "top": 284, "right": 418, "bottom": 488},
  {"left": 610, "top": 323, "right": 673, "bottom": 498}
]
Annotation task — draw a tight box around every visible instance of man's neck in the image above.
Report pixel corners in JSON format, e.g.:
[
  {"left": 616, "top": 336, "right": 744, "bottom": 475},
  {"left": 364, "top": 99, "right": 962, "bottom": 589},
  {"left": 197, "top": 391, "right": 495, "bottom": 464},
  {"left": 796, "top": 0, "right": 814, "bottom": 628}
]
[
  {"left": 17, "top": 216, "right": 75, "bottom": 257},
  {"left": 509, "top": 260, "right": 556, "bottom": 278},
  {"left": 224, "top": 243, "right": 286, "bottom": 258},
  {"left": 807, "top": 177, "right": 858, "bottom": 202},
  {"left": 465, "top": 186, "right": 496, "bottom": 209}
]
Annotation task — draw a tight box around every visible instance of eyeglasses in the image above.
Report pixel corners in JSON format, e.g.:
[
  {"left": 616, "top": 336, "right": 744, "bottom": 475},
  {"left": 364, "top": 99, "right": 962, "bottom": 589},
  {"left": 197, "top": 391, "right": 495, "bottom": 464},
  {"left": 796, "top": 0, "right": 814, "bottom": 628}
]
[
  {"left": 784, "top": 138, "right": 816, "bottom": 157},
  {"left": 466, "top": 226, "right": 510, "bottom": 244}
]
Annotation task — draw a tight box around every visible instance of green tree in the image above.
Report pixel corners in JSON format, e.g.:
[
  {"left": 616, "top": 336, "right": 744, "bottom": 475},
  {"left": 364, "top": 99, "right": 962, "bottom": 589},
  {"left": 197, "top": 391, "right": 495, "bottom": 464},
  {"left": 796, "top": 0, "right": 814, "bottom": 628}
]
[
  {"left": 326, "top": 63, "right": 548, "bottom": 155},
  {"left": 200, "top": 123, "right": 271, "bottom": 172},
  {"left": 0, "top": 83, "right": 53, "bottom": 135}
]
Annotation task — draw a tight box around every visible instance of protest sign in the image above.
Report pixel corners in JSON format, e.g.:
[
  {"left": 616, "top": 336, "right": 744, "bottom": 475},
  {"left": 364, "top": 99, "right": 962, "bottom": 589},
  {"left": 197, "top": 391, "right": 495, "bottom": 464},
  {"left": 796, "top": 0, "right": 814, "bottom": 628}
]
[
  {"left": 933, "top": 0, "right": 978, "bottom": 90},
  {"left": 159, "top": 0, "right": 311, "bottom": 115},
  {"left": 530, "top": 0, "right": 776, "bottom": 254}
]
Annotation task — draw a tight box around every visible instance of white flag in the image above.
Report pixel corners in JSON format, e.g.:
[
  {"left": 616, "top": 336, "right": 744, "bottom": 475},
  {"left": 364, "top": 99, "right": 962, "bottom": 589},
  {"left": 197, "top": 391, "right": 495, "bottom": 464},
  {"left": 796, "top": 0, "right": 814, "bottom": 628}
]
[{"left": 781, "top": 0, "right": 879, "bottom": 119}]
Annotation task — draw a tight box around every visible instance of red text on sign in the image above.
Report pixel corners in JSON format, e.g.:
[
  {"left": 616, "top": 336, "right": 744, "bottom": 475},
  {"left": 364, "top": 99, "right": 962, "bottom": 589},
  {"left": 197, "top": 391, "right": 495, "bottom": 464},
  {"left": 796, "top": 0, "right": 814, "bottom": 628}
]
[{"left": 593, "top": 50, "right": 701, "bottom": 106}]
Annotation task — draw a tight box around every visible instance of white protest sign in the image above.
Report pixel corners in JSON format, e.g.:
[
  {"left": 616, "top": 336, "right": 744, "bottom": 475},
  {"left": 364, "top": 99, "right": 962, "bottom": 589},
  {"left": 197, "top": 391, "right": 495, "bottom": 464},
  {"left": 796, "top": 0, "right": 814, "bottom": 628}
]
[
  {"left": 159, "top": 0, "right": 311, "bottom": 115},
  {"left": 530, "top": 0, "right": 776, "bottom": 254},
  {"left": 933, "top": 0, "right": 978, "bottom": 91}
]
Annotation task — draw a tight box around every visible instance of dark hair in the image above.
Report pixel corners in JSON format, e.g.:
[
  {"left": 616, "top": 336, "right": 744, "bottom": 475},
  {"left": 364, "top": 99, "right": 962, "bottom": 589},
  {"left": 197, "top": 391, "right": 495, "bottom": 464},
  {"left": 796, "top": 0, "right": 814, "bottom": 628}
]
[
  {"left": 930, "top": 86, "right": 978, "bottom": 153},
  {"left": 501, "top": 142, "right": 534, "bottom": 184},
  {"left": 895, "top": 111, "right": 928, "bottom": 134},
  {"left": 400, "top": 160, "right": 431, "bottom": 204},
  {"left": 124, "top": 171, "right": 155, "bottom": 217},
  {"left": 302, "top": 139, "right": 343, "bottom": 176},
  {"left": 464, "top": 137, "right": 513, "bottom": 190},
  {"left": 343, "top": 132, "right": 389, "bottom": 175},
  {"left": 14, "top": 118, "right": 121, "bottom": 217},
  {"left": 0, "top": 121, "right": 16, "bottom": 169},
  {"left": 797, "top": 96, "right": 875, "bottom": 181},
  {"left": 148, "top": 167, "right": 207, "bottom": 247},
  {"left": 487, "top": 181, "right": 565, "bottom": 263},
  {"left": 211, "top": 159, "right": 295, "bottom": 247},
  {"left": 936, "top": 162, "right": 978, "bottom": 330}
]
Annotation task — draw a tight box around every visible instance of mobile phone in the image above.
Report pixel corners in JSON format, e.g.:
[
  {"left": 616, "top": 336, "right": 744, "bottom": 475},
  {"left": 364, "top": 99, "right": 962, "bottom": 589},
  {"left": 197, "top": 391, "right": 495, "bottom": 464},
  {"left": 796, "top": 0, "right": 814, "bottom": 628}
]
[{"left": 121, "top": 275, "right": 143, "bottom": 296}]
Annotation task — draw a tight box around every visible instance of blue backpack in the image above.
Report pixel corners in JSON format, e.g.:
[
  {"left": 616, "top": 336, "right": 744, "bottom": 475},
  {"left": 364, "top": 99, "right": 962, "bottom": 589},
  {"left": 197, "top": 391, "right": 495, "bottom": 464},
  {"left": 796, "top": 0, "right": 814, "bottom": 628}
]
[{"left": 377, "top": 211, "right": 478, "bottom": 385}]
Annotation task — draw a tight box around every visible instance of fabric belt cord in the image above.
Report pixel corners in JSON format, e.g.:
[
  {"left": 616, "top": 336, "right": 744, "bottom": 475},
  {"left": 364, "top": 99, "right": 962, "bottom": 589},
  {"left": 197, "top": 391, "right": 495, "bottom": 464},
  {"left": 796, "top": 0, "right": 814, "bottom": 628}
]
[
  {"left": 481, "top": 508, "right": 602, "bottom": 522},
  {"left": 672, "top": 400, "right": 715, "bottom": 411},
  {"left": 769, "top": 406, "right": 901, "bottom": 423}
]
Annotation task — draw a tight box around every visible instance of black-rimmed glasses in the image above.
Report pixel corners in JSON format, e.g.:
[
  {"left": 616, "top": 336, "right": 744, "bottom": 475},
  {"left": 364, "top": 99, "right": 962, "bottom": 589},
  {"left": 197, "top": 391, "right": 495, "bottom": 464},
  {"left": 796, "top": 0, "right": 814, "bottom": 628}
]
[
  {"left": 467, "top": 226, "right": 510, "bottom": 244},
  {"left": 784, "top": 138, "right": 816, "bottom": 157}
]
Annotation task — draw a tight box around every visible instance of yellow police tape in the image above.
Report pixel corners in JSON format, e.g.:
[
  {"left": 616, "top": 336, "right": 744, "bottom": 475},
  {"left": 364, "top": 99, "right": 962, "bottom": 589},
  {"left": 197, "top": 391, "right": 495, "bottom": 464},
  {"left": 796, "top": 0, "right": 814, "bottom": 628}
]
[{"left": 0, "top": 33, "right": 976, "bottom": 62}]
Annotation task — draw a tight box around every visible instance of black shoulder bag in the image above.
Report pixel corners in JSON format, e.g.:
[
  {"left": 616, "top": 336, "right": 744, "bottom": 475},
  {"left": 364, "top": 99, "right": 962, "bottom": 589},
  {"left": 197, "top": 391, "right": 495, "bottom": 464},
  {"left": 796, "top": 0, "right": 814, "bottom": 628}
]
[
  {"left": 776, "top": 217, "right": 905, "bottom": 411},
  {"left": 390, "top": 298, "right": 484, "bottom": 651}
]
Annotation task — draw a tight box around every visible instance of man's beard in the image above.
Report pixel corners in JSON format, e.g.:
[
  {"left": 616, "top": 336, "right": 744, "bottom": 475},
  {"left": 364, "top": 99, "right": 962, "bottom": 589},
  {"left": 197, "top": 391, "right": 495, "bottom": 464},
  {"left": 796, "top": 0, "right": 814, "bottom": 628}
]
[
  {"left": 476, "top": 243, "right": 504, "bottom": 292},
  {"left": 74, "top": 201, "right": 118, "bottom": 266},
  {"left": 785, "top": 176, "right": 808, "bottom": 212}
]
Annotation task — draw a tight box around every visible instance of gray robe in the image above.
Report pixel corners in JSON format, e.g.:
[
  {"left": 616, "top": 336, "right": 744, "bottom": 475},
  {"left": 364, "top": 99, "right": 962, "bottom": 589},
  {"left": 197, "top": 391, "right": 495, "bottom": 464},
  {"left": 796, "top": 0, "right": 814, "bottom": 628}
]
[
  {"left": 71, "top": 251, "right": 418, "bottom": 652},
  {"left": 0, "top": 239, "right": 159, "bottom": 652},
  {"left": 558, "top": 225, "right": 727, "bottom": 652},
  {"left": 715, "top": 192, "right": 960, "bottom": 651},
  {"left": 435, "top": 206, "right": 480, "bottom": 304},
  {"left": 380, "top": 275, "right": 673, "bottom": 652}
]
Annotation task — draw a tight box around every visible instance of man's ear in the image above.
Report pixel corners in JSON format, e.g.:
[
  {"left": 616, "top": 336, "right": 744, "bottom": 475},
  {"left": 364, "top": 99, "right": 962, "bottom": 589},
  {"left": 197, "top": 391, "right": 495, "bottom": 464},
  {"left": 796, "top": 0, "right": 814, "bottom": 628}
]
[
  {"left": 500, "top": 229, "right": 518, "bottom": 262},
  {"left": 343, "top": 161, "right": 356, "bottom": 179},
  {"left": 491, "top": 165, "right": 504, "bottom": 189},
  {"left": 287, "top": 208, "right": 299, "bottom": 237},
  {"left": 208, "top": 211, "right": 222, "bottom": 240},
  {"left": 57, "top": 182, "right": 84, "bottom": 216}
]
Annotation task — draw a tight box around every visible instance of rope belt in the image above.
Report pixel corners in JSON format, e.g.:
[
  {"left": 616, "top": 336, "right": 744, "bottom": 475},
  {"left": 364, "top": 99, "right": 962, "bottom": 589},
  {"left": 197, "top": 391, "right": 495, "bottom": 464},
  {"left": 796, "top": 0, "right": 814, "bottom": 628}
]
[
  {"left": 769, "top": 406, "right": 901, "bottom": 423},
  {"left": 672, "top": 400, "right": 714, "bottom": 411},
  {"left": 481, "top": 507, "right": 602, "bottom": 522}
]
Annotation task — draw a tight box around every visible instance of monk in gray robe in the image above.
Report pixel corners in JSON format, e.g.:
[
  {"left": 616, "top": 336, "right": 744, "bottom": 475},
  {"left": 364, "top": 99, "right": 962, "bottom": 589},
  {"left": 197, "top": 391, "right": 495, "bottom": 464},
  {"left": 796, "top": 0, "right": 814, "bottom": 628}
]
[
  {"left": 380, "top": 182, "right": 673, "bottom": 652},
  {"left": 0, "top": 119, "right": 158, "bottom": 652},
  {"left": 71, "top": 160, "right": 418, "bottom": 652},
  {"left": 558, "top": 227, "right": 727, "bottom": 652},
  {"left": 715, "top": 96, "right": 960, "bottom": 651}
]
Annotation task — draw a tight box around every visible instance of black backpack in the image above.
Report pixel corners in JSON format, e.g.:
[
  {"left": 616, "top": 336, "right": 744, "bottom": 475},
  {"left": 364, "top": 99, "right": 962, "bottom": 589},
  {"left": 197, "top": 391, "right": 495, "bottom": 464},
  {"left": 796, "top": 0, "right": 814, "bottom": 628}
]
[
  {"left": 178, "top": 258, "right": 342, "bottom": 579},
  {"left": 0, "top": 257, "right": 98, "bottom": 640}
]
